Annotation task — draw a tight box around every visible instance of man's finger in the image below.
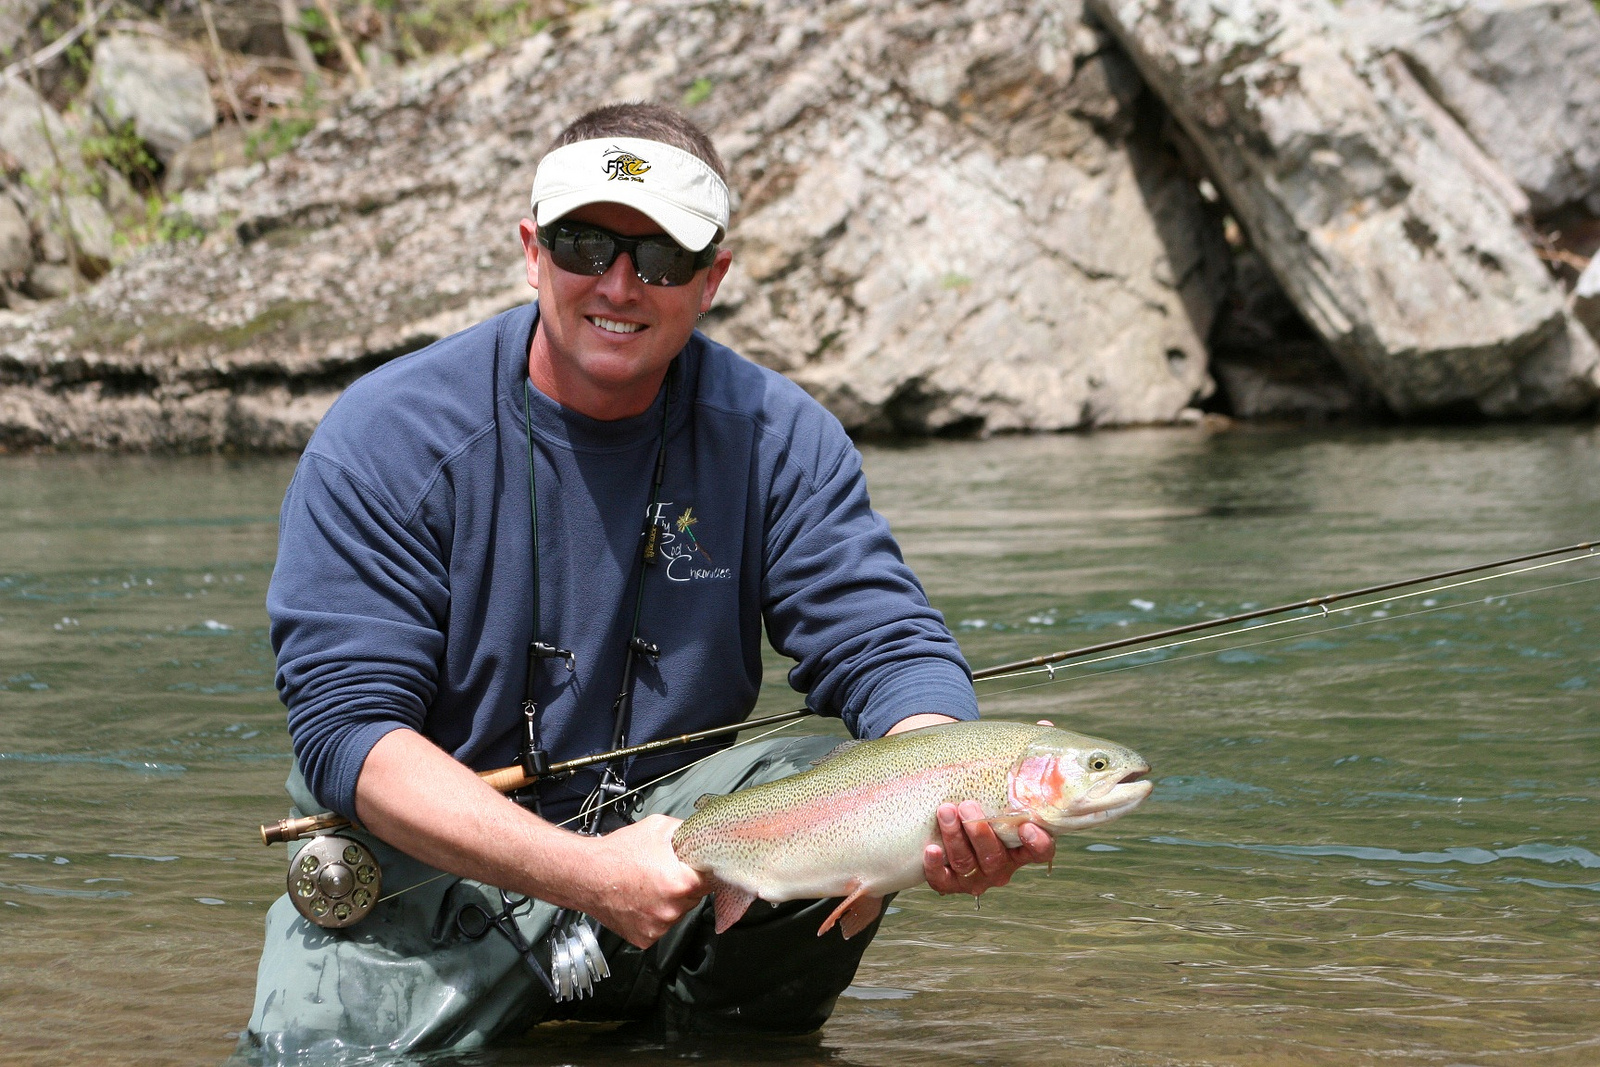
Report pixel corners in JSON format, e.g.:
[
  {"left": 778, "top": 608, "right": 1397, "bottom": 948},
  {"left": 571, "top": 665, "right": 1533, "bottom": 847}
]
[
  {"left": 955, "top": 800, "right": 1009, "bottom": 871},
  {"left": 935, "top": 804, "right": 981, "bottom": 875}
]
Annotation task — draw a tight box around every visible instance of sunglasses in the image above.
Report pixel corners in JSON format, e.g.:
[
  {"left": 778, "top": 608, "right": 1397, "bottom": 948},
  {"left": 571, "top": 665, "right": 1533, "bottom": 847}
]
[{"left": 537, "top": 221, "right": 717, "bottom": 287}]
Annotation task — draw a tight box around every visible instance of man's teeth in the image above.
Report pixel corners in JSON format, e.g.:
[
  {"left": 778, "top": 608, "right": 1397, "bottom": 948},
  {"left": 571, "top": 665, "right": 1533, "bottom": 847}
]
[{"left": 590, "top": 316, "right": 644, "bottom": 334}]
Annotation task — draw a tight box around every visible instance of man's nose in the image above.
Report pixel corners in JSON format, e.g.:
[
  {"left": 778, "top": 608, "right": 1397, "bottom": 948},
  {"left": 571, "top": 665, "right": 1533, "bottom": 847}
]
[{"left": 594, "top": 250, "right": 644, "bottom": 300}]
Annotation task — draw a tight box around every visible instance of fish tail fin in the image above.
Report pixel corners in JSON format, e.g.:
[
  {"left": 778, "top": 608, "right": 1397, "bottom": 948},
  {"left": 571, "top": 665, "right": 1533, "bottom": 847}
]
[
  {"left": 709, "top": 879, "right": 757, "bottom": 934},
  {"left": 818, "top": 881, "right": 882, "bottom": 939}
]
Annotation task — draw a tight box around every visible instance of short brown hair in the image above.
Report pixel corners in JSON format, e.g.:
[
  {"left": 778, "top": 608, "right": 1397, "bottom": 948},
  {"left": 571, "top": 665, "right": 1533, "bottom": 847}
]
[{"left": 547, "top": 102, "right": 727, "bottom": 182}]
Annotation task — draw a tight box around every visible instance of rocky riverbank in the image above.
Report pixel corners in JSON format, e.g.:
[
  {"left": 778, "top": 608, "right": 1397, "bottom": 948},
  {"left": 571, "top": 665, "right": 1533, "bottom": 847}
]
[{"left": 1, "top": 0, "right": 1598, "bottom": 450}]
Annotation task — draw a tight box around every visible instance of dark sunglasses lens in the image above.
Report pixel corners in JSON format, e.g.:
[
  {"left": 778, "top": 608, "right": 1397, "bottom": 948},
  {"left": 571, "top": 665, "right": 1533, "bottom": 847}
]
[
  {"left": 632, "top": 239, "right": 698, "bottom": 286},
  {"left": 556, "top": 227, "right": 617, "bottom": 276}
]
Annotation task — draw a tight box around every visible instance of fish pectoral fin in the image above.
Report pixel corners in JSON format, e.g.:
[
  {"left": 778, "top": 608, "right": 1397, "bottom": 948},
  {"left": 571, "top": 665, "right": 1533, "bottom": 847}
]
[
  {"left": 986, "top": 812, "right": 1034, "bottom": 849},
  {"left": 709, "top": 880, "right": 758, "bottom": 934},
  {"left": 817, "top": 880, "right": 881, "bottom": 939},
  {"left": 838, "top": 895, "right": 884, "bottom": 940}
]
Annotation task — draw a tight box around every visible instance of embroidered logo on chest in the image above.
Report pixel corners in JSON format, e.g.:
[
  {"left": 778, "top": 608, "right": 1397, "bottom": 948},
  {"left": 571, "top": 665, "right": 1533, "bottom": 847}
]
[{"left": 647, "top": 503, "right": 733, "bottom": 583}]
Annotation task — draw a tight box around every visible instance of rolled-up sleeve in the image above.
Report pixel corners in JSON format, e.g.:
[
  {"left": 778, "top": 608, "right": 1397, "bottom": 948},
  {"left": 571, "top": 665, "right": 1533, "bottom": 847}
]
[
  {"left": 761, "top": 420, "right": 978, "bottom": 739},
  {"left": 268, "top": 454, "right": 450, "bottom": 817}
]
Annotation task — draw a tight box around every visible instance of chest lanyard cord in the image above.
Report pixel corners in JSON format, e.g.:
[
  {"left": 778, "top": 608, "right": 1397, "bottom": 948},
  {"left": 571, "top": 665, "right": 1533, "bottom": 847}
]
[{"left": 520, "top": 367, "right": 675, "bottom": 829}]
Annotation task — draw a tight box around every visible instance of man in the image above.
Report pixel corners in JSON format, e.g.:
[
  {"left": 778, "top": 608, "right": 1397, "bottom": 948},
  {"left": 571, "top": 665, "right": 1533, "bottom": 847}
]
[{"left": 243, "top": 103, "right": 1054, "bottom": 1060}]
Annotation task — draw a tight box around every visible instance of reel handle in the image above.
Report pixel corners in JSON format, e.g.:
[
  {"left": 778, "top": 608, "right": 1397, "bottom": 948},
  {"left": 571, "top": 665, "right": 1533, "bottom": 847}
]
[{"left": 261, "top": 810, "right": 352, "bottom": 845}]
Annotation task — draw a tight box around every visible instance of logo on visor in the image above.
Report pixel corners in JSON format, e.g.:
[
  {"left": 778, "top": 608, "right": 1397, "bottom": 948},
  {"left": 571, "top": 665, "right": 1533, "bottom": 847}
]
[{"left": 603, "top": 147, "right": 650, "bottom": 183}]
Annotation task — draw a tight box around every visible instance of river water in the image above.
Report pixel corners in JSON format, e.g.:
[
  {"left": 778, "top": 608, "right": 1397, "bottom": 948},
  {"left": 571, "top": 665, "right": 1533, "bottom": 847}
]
[{"left": 2, "top": 424, "right": 1597, "bottom": 1066}]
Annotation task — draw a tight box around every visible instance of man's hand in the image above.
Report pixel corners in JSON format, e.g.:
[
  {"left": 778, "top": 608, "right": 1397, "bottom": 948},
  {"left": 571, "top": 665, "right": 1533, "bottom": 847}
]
[
  {"left": 919, "top": 718, "right": 1058, "bottom": 897},
  {"left": 923, "top": 800, "right": 1055, "bottom": 896},
  {"left": 579, "top": 815, "right": 710, "bottom": 948}
]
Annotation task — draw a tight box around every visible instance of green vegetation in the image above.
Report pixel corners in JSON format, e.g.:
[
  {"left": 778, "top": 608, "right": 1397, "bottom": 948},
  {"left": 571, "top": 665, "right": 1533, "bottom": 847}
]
[
  {"left": 390, "top": 0, "right": 552, "bottom": 56},
  {"left": 682, "top": 77, "right": 714, "bottom": 107},
  {"left": 81, "top": 119, "right": 160, "bottom": 194},
  {"left": 246, "top": 113, "right": 319, "bottom": 163}
]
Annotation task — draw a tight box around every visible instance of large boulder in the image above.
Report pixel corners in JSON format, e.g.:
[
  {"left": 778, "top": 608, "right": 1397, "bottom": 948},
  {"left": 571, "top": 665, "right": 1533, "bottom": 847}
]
[
  {"left": 90, "top": 32, "right": 217, "bottom": 164},
  {"left": 1342, "top": 0, "right": 1600, "bottom": 217},
  {"left": 711, "top": 3, "right": 1225, "bottom": 433},
  {"left": 1090, "top": 0, "right": 1600, "bottom": 417},
  {"left": 0, "top": 0, "right": 1227, "bottom": 450}
]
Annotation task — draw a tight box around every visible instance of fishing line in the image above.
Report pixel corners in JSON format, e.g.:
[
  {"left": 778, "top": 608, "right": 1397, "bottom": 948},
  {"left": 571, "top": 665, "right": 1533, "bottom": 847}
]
[
  {"left": 972, "top": 541, "right": 1595, "bottom": 683},
  {"left": 374, "top": 714, "right": 809, "bottom": 908},
  {"left": 977, "top": 568, "right": 1600, "bottom": 700},
  {"left": 975, "top": 550, "right": 1599, "bottom": 688}
]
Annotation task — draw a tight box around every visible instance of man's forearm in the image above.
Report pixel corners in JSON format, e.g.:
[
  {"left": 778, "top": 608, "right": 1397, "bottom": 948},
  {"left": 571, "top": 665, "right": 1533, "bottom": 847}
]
[
  {"left": 351, "top": 727, "right": 707, "bottom": 946},
  {"left": 354, "top": 728, "right": 595, "bottom": 906}
]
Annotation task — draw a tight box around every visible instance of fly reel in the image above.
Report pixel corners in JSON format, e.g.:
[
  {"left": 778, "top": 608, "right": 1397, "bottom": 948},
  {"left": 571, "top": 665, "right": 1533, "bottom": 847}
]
[{"left": 288, "top": 834, "right": 382, "bottom": 929}]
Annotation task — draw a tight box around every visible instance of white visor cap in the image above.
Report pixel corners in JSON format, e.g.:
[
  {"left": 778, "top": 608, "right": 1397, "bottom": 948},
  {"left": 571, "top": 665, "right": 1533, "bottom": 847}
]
[{"left": 530, "top": 137, "right": 730, "bottom": 252}]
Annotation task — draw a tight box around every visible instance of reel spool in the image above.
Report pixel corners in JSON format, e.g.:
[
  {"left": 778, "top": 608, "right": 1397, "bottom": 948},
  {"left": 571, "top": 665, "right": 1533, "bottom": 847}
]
[{"left": 288, "top": 834, "right": 381, "bottom": 929}]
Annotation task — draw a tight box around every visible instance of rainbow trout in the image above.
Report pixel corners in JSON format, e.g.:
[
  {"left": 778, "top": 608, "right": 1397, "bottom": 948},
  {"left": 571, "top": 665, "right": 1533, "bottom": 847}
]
[{"left": 672, "top": 720, "right": 1152, "bottom": 938}]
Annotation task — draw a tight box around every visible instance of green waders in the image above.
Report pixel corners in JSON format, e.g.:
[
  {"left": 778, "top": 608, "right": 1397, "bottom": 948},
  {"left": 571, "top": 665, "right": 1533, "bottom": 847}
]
[{"left": 238, "top": 734, "right": 886, "bottom": 1062}]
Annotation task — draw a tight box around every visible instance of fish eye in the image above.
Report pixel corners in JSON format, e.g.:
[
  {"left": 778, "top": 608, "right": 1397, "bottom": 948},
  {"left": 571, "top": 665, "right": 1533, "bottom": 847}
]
[{"left": 1088, "top": 753, "right": 1110, "bottom": 772}]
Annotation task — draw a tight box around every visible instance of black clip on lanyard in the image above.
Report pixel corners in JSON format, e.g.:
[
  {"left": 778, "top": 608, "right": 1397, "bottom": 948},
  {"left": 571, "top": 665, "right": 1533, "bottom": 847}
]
[{"left": 520, "top": 641, "right": 573, "bottom": 780}]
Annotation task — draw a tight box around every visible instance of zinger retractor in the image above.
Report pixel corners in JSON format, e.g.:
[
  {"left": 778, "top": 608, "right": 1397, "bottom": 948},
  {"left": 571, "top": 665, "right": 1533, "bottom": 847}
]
[
  {"left": 288, "top": 834, "right": 382, "bottom": 929},
  {"left": 547, "top": 910, "right": 610, "bottom": 1001}
]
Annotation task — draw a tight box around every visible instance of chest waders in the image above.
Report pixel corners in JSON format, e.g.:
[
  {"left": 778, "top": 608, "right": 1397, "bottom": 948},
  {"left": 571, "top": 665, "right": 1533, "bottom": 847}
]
[{"left": 501, "top": 370, "right": 676, "bottom": 1000}]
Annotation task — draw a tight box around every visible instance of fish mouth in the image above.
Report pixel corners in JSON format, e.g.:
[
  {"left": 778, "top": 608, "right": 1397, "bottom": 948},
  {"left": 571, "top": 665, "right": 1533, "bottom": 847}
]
[{"left": 1046, "top": 765, "right": 1153, "bottom": 830}]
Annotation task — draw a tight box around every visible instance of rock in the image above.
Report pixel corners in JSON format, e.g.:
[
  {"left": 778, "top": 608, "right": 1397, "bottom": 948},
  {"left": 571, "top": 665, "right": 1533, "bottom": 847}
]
[
  {"left": 0, "top": 79, "right": 91, "bottom": 185},
  {"left": 1090, "top": 0, "right": 1594, "bottom": 418},
  {"left": 90, "top": 32, "right": 217, "bottom": 164},
  {"left": 1477, "top": 312, "right": 1600, "bottom": 416},
  {"left": 25, "top": 261, "right": 79, "bottom": 299},
  {"left": 62, "top": 194, "right": 114, "bottom": 271},
  {"left": 1343, "top": 0, "right": 1600, "bottom": 217},
  {"left": 1211, "top": 342, "right": 1363, "bottom": 421},
  {"left": 163, "top": 123, "right": 252, "bottom": 195},
  {"left": 1574, "top": 256, "right": 1600, "bottom": 345},
  {"left": 0, "top": 189, "right": 30, "bottom": 277},
  {"left": 0, "top": 86, "right": 113, "bottom": 275},
  {"left": 98, "top": 164, "right": 145, "bottom": 227},
  {"left": 0, "top": 0, "right": 1229, "bottom": 450},
  {"left": 715, "top": 4, "right": 1226, "bottom": 434}
]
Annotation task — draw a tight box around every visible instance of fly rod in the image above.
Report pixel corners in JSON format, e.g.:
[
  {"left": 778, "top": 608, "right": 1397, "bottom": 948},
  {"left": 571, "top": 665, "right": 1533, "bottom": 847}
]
[
  {"left": 264, "top": 540, "right": 1595, "bottom": 844},
  {"left": 260, "top": 707, "right": 815, "bottom": 844},
  {"left": 971, "top": 539, "right": 1596, "bottom": 682}
]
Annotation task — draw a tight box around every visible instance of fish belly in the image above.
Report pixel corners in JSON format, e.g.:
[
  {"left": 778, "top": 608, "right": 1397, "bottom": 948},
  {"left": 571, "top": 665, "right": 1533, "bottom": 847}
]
[
  {"left": 677, "top": 760, "right": 1007, "bottom": 903},
  {"left": 740, "top": 816, "right": 931, "bottom": 902}
]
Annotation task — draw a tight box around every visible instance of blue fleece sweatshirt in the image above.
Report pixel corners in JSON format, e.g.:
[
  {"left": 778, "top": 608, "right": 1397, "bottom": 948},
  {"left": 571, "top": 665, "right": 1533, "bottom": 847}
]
[{"left": 268, "top": 303, "right": 978, "bottom": 823}]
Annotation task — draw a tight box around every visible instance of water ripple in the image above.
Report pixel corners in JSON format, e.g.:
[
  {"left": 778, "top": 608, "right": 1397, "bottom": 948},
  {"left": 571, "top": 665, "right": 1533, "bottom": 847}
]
[
  {"left": 1150, "top": 836, "right": 1600, "bottom": 868},
  {"left": 0, "top": 752, "right": 187, "bottom": 774},
  {"left": 0, "top": 880, "right": 131, "bottom": 899}
]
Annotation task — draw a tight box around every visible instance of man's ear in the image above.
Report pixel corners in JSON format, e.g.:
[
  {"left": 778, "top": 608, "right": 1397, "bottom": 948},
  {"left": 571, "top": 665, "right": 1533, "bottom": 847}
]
[
  {"left": 699, "top": 247, "right": 733, "bottom": 314},
  {"left": 518, "top": 218, "right": 541, "bottom": 291}
]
